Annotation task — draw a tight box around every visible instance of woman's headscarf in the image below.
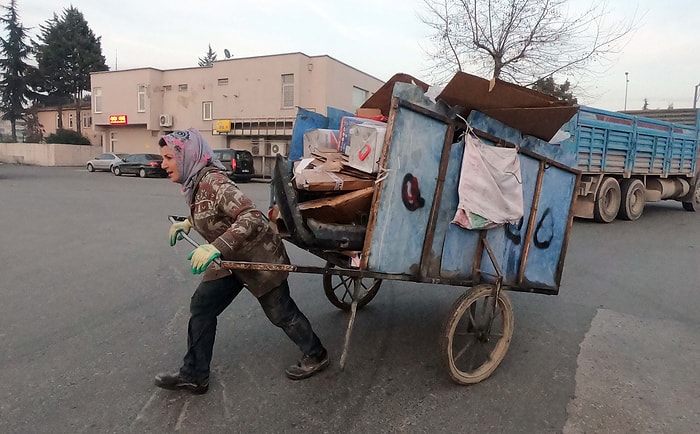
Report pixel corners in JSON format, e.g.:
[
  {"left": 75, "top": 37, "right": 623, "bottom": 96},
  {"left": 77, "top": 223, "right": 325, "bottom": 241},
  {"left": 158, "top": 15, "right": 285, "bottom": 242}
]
[{"left": 159, "top": 128, "right": 226, "bottom": 203}]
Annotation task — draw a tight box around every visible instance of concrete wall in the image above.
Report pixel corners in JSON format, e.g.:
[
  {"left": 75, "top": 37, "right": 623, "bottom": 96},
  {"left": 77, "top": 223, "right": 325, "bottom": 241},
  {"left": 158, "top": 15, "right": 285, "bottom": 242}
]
[{"left": 0, "top": 142, "right": 100, "bottom": 166}]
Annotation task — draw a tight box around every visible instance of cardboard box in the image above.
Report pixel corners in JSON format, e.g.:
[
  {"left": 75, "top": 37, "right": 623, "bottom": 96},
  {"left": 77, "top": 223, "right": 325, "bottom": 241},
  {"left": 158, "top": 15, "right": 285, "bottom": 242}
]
[
  {"left": 355, "top": 108, "right": 382, "bottom": 118},
  {"left": 294, "top": 168, "right": 375, "bottom": 191},
  {"left": 338, "top": 116, "right": 386, "bottom": 154},
  {"left": 346, "top": 123, "right": 386, "bottom": 174},
  {"left": 303, "top": 129, "right": 339, "bottom": 158}
]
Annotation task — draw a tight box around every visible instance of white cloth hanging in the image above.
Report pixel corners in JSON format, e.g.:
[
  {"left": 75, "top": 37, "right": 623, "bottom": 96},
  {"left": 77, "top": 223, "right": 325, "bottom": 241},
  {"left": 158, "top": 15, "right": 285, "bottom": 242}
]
[{"left": 452, "top": 134, "right": 524, "bottom": 230}]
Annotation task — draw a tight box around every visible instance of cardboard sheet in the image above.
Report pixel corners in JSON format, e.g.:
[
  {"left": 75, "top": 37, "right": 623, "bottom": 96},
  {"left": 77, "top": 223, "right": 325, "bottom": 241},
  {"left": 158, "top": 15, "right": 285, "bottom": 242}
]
[
  {"left": 298, "top": 187, "right": 374, "bottom": 224},
  {"left": 294, "top": 169, "right": 375, "bottom": 191}
]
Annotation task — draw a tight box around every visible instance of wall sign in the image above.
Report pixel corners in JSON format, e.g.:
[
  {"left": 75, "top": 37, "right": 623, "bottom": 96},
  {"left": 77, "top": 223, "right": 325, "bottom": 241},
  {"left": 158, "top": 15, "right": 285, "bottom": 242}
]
[
  {"left": 109, "top": 114, "right": 128, "bottom": 125},
  {"left": 214, "top": 119, "right": 231, "bottom": 132}
]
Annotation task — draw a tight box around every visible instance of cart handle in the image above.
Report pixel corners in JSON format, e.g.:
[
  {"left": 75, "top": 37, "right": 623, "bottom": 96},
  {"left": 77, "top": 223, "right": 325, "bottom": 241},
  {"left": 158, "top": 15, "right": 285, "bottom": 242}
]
[{"left": 168, "top": 215, "right": 229, "bottom": 270}]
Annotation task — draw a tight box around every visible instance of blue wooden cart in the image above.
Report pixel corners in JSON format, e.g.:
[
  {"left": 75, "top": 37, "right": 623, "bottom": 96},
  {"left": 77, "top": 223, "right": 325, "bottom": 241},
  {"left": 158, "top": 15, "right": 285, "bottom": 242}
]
[{"left": 212, "top": 78, "right": 580, "bottom": 385}]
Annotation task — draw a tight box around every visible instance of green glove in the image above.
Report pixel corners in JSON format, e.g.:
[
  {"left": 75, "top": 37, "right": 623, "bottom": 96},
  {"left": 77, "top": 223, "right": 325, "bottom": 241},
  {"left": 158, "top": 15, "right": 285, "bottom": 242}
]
[
  {"left": 187, "top": 244, "right": 221, "bottom": 274},
  {"left": 169, "top": 219, "right": 192, "bottom": 246}
]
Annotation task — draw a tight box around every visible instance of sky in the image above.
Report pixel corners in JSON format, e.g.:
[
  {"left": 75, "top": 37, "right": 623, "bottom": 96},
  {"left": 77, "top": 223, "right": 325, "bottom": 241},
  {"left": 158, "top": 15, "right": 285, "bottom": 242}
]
[{"left": 10, "top": 0, "right": 700, "bottom": 111}]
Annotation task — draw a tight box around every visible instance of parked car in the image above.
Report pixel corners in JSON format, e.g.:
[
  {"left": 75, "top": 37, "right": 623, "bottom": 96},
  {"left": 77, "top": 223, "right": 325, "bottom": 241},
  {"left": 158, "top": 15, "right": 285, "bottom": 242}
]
[
  {"left": 212, "top": 148, "right": 255, "bottom": 182},
  {"left": 86, "top": 153, "right": 127, "bottom": 173},
  {"left": 112, "top": 154, "right": 167, "bottom": 178}
]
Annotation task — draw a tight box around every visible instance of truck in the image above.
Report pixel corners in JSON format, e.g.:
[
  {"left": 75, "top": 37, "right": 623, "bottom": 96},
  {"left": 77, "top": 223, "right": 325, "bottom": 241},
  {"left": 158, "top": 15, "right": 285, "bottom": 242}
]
[{"left": 555, "top": 106, "right": 700, "bottom": 222}]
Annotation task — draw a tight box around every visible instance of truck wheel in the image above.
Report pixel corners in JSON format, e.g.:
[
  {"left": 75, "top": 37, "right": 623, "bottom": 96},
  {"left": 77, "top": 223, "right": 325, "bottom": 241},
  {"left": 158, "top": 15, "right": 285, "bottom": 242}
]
[
  {"left": 682, "top": 181, "right": 700, "bottom": 212},
  {"left": 618, "top": 179, "right": 645, "bottom": 221},
  {"left": 594, "top": 177, "right": 621, "bottom": 223}
]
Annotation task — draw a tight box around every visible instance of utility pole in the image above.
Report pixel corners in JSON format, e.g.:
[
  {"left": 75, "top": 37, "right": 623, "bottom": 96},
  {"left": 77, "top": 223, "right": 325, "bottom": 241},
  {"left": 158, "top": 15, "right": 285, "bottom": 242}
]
[{"left": 624, "top": 72, "right": 629, "bottom": 110}]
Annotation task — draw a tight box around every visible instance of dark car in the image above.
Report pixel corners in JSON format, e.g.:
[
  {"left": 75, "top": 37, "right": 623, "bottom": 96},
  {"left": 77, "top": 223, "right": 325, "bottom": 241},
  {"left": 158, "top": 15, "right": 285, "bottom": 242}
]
[
  {"left": 212, "top": 148, "right": 255, "bottom": 182},
  {"left": 112, "top": 154, "right": 167, "bottom": 178}
]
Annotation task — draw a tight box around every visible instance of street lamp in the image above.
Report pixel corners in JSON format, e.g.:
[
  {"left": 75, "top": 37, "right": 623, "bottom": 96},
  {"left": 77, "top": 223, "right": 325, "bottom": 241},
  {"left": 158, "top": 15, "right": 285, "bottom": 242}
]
[{"left": 624, "top": 72, "right": 629, "bottom": 110}]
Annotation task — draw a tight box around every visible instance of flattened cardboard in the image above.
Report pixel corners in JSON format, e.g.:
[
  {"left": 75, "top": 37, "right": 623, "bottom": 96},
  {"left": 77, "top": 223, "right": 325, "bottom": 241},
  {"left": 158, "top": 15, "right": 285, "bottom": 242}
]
[
  {"left": 298, "top": 187, "right": 374, "bottom": 224},
  {"left": 480, "top": 106, "right": 579, "bottom": 142},
  {"left": 359, "top": 71, "right": 578, "bottom": 142},
  {"left": 294, "top": 169, "right": 375, "bottom": 191},
  {"left": 303, "top": 129, "right": 339, "bottom": 158},
  {"left": 355, "top": 108, "right": 383, "bottom": 118},
  {"left": 437, "top": 71, "right": 578, "bottom": 141},
  {"left": 361, "top": 73, "right": 430, "bottom": 117}
]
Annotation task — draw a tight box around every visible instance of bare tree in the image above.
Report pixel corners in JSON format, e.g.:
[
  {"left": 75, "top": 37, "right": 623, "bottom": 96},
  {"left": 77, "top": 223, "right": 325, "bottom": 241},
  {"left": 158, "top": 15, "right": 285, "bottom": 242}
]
[{"left": 420, "top": 0, "right": 639, "bottom": 86}]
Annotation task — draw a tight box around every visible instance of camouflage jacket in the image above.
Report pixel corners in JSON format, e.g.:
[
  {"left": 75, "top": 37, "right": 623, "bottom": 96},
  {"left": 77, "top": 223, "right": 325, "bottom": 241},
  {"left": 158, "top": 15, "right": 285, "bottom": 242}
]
[{"left": 188, "top": 168, "right": 289, "bottom": 297}]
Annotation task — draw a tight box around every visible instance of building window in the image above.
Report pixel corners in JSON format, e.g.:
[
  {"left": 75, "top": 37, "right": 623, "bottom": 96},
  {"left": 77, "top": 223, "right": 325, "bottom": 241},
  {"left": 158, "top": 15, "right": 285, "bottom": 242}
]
[
  {"left": 163, "top": 85, "right": 172, "bottom": 92},
  {"left": 137, "top": 84, "right": 146, "bottom": 112},
  {"left": 110, "top": 132, "right": 117, "bottom": 152},
  {"left": 202, "top": 101, "right": 213, "bottom": 120},
  {"left": 281, "top": 74, "right": 294, "bottom": 108},
  {"left": 352, "top": 86, "right": 369, "bottom": 111},
  {"left": 178, "top": 84, "right": 188, "bottom": 92},
  {"left": 68, "top": 113, "right": 74, "bottom": 129},
  {"left": 82, "top": 113, "right": 92, "bottom": 128},
  {"left": 55, "top": 113, "right": 60, "bottom": 128},
  {"left": 93, "top": 87, "right": 102, "bottom": 113},
  {"left": 217, "top": 78, "right": 228, "bottom": 86}
]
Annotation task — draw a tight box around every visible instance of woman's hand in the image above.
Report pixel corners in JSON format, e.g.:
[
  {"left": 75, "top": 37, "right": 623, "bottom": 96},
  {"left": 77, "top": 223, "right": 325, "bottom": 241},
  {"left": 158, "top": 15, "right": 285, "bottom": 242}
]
[
  {"left": 168, "top": 219, "right": 192, "bottom": 246},
  {"left": 187, "top": 244, "right": 221, "bottom": 274}
]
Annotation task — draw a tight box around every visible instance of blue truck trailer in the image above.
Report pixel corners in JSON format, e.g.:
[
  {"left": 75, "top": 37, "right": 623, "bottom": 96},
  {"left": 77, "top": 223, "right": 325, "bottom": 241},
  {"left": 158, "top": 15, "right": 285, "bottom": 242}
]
[{"left": 556, "top": 106, "right": 700, "bottom": 222}]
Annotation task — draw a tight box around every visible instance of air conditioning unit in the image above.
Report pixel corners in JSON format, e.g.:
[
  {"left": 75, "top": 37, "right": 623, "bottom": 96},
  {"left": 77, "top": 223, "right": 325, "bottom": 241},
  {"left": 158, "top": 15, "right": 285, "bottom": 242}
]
[
  {"left": 251, "top": 144, "right": 261, "bottom": 156},
  {"left": 270, "top": 143, "right": 287, "bottom": 156},
  {"left": 159, "top": 114, "right": 173, "bottom": 127}
]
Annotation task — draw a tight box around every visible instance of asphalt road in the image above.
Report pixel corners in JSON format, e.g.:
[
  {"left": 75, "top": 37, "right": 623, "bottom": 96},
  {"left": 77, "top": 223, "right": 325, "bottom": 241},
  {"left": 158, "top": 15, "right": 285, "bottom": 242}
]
[{"left": 1, "top": 164, "right": 698, "bottom": 433}]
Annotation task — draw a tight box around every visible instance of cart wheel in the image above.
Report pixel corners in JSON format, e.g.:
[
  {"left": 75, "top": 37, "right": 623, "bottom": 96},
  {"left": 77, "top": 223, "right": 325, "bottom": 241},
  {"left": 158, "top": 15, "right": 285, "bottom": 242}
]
[
  {"left": 323, "top": 262, "right": 381, "bottom": 311},
  {"left": 441, "top": 284, "right": 514, "bottom": 385}
]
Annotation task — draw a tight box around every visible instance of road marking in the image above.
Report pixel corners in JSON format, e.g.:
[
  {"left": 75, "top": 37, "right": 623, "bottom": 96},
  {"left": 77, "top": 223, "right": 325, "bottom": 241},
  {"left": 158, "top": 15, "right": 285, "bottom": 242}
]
[
  {"left": 165, "top": 306, "right": 186, "bottom": 340},
  {"left": 175, "top": 399, "right": 191, "bottom": 431},
  {"left": 564, "top": 308, "right": 700, "bottom": 433},
  {"left": 132, "top": 390, "right": 158, "bottom": 426}
]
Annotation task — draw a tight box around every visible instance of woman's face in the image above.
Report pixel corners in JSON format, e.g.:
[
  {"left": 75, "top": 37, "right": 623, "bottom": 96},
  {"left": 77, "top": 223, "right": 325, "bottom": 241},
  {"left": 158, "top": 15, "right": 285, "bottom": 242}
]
[{"left": 159, "top": 145, "right": 180, "bottom": 183}]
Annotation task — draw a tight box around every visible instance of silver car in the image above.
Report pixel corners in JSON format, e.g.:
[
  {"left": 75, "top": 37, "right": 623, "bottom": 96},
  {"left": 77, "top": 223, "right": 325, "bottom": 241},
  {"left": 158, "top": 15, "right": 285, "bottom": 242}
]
[{"left": 86, "top": 153, "right": 127, "bottom": 173}]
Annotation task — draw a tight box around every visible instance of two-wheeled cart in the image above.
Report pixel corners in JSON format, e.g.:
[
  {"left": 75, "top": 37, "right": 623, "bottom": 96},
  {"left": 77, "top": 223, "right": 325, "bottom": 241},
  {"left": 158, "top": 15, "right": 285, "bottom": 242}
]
[{"left": 176, "top": 78, "right": 581, "bottom": 385}]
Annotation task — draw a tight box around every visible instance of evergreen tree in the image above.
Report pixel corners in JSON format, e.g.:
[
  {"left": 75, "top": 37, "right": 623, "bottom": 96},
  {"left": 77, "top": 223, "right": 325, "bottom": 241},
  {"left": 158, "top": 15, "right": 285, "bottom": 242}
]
[
  {"left": 23, "top": 106, "right": 44, "bottom": 143},
  {"left": 35, "top": 7, "right": 108, "bottom": 134},
  {"left": 198, "top": 44, "right": 217, "bottom": 67},
  {"left": 532, "top": 77, "right": 577, "bottom": 104},
  {"left": 33, "top": 13, "right": 71, "bottom": 128},
  {"left": 0, "top": 0, "right": 37, "bottom": 142}
]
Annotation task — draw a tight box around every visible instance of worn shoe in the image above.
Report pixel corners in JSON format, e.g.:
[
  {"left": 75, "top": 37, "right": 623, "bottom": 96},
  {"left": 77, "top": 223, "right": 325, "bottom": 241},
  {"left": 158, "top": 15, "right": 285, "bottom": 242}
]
[
  {"left": 285, "top": 349, "right": 330, "bottom": 380},
  {"left": 154, "top": 371, "right": 209, "bottom": 395}
]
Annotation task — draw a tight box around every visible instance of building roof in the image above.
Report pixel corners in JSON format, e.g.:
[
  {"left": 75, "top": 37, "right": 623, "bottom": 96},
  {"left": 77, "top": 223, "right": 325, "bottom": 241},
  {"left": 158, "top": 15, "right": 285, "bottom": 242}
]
[
  {"left": 621, "top": 108, "right": 698, "bottom": 126},
  {"left": 90, "top": 52, "right": 384, "bottom": 83}
]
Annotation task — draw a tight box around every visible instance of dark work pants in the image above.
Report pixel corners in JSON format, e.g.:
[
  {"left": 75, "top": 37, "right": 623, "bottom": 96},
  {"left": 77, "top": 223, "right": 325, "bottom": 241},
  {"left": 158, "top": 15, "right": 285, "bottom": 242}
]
[{"left": 180, "top": 274, "right": 324, "bottom": 379}]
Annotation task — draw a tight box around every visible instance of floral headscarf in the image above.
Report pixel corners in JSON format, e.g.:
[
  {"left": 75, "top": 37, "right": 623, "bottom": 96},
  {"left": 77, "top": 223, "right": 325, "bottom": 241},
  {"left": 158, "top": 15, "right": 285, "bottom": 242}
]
[{"left": 159, "top": 128, "right": 226, "bottom": 203}]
